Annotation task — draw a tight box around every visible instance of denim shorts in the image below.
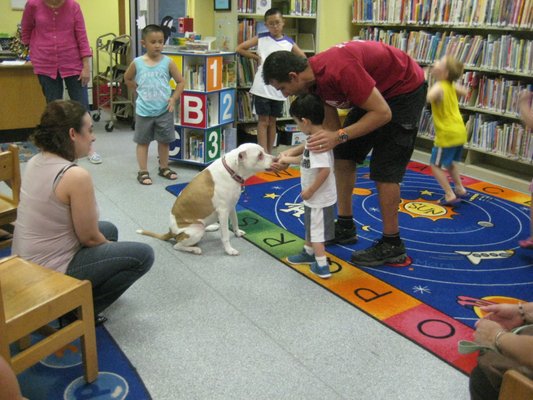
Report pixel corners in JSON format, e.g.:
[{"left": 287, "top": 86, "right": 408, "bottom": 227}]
[{"left": 253, "top": 95, "right": 284, "bottom": 117}]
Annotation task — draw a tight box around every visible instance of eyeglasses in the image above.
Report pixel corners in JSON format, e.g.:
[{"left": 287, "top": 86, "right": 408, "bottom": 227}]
[{"left": 266, "top": 21, "right": 282, "bottom": 27}]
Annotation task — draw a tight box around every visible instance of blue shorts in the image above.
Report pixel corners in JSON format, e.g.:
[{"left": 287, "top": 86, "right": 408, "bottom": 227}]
[
  {"left": 430, "top": 145, "right": 464, "bottom": 168},
  {"left": 253, "top": 95, "right": 284, "bottom": 117}
]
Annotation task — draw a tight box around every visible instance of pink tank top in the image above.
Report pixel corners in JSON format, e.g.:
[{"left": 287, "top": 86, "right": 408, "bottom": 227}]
[{"left": 13, "top": 153, "right": 81, "bottom": 273}]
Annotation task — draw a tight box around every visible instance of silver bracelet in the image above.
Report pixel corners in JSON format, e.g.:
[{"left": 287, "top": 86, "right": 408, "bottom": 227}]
[{"left": 494, "top": 330, "right": 509, "bottom": 354}]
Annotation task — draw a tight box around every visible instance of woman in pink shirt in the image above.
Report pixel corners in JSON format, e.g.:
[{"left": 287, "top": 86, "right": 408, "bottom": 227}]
[{"left": 21, "top": 0, "right": 102, "bottom": 164}]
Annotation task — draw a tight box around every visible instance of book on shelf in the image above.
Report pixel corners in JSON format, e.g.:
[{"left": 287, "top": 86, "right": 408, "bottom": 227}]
[
  {"left": 352, "top": 0, "right": 533, "bottom": 28},
  {"left": 222, "top": 59, "right": 237, "bottom": 88}
]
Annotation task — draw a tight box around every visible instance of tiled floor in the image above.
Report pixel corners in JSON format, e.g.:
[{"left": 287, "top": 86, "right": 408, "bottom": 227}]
[{"left": 79, "top": 118, "right": 471, "bottom": 399}]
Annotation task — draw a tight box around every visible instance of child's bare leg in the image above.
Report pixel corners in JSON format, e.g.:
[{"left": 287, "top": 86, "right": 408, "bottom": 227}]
[
  {"left": 431, "top": 164, "right": 455, "bottom": 202},
  {"left": 257, "top": 114, "right": 270, "bottom": 152},
  {"left": 311, "top": 241, "right": 325, "bottom": 258},
  {"left": 266, "top": 116, "right": 277, "bottom": 154},
  {"left": 448, "top": 163, "right": 466, "bottom": 196},
  {"left": 136, "top": 143, "right": 150, "bottom": 171},
  {"left": 157, "top": 141, "right": 177, "bottom": 179},
  {"left": 158, "top": 141, "right": 170, "bottom": 168}
]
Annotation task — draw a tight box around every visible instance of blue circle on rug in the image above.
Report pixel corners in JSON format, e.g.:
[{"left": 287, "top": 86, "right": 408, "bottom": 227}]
[
  {"left": 64, "top": 372, "right": 129, "bottom": 399},
  {"left": 41, "top": 338, "right": 82, "bottom": 369}
]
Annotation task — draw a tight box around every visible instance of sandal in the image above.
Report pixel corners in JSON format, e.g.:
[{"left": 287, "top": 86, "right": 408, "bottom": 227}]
[
  {"left": 137, "top": 170, "right": 152, "bottom": 185},
  {"left": 158, "top": 167, "right": 177, "bottom": 180}
]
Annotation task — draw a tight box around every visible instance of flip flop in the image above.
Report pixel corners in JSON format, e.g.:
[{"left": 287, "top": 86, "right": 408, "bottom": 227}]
[
  {"left": 455, "top": 190, "right": 469, "bottom": 198},
  {"left": 438, "top": 197, "right": 461, "bottom": 206}
]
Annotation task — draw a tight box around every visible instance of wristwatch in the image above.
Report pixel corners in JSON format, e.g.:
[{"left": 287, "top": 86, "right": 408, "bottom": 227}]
[{"left": 337, "top": 128, "right": 349, "bottom": 143}]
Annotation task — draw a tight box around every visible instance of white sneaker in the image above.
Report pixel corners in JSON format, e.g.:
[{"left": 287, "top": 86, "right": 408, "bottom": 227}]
[{"left": 88, "top": 152, "right": 102, "bottom": 164}]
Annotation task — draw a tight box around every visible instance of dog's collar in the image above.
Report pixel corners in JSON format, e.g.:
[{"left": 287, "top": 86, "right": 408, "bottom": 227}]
[{"left": 222, "top": 157, "right": 245, "bottom": 185}]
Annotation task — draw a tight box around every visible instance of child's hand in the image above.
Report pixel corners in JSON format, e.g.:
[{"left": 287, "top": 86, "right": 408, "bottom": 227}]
[
  {"left": 271, "top": 157, "right": 289, "bottom": 171},
  {"left": 167, "top": 98, "right": 176, "bottom": 113},
  {"left": 277, "top": 155, "right": 290, "bottom": 164},
  {"left": 301, "top": 188, "right": 313, "bottom": 201}
]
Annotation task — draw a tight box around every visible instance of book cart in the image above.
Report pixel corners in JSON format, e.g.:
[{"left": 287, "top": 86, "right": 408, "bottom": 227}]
[
  {"left": 164, "top": 50, "right": 237, "bottom": 166},
  {"left": 352, "top": 0, "right": 533, "bottom": 190},
  {"left": 92, "top": 33, "right": 134, "bottom": 132}
]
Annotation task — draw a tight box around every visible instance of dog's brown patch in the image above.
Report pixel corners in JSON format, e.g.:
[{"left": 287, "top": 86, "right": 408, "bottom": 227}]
[{"left": 172, "top": 169, "right": 215, "bottom": 226}]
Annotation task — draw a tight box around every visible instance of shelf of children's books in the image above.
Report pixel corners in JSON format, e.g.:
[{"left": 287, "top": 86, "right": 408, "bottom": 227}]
[
  {"left": 465, "top": 144, "right": 533, "bottom": 165},
  {"left": 417, "top": 61, "right": 532, "bottom": 79},
  {"left": 237, "top": 116, "right": 293, "bottom": 123},
  {"left": 352, "top": 22, "right": 533, "bottom": 32},
  {"left": 459, "top": 106, "right": 522, "bottom": 121},
  {"left": 238, "top": 13, "right": 316, "bottom": 19}
]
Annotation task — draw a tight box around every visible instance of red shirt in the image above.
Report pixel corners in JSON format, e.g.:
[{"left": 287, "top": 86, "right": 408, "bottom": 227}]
[
  {"left": 21, "top": 0, "right": 92, "bottom": 79},
  {"left": 309, "top": 41, "right": 425, "bottom": 108}
]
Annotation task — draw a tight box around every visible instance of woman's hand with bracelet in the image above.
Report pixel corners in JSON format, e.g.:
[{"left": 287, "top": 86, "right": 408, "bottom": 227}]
[
  {"left": 474, "top": 318, "right": 506, "bottom": 350},
  {"left": 479, "top": 303, "right": 525, "bottom": 330}
]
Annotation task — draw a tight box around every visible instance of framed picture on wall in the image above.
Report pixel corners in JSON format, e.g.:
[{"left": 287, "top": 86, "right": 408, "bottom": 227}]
[
  {"left": 214, "top": 0, "right": 231, "bottom": 11},
  {"left": 11, "top": 0, "right": 27, "bottom": 10}
]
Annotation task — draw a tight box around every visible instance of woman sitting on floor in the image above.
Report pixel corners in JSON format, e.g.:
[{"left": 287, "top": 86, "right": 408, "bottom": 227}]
[
  {"left": 12, "top": 100, "right": 154, "bottom": 324},
  {"left": 469, "top": 301, "right": 533, "bottom": 399}
]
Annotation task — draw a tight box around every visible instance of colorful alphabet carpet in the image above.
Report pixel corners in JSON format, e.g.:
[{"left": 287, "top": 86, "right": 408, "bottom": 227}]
[{"left": 166, "top": 160, "right": 533, "bottom": 375}]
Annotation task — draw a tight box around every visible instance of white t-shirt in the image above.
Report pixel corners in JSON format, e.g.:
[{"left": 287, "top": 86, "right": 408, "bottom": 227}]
[
  {"left": 250, "top": 32, "right": 295, "bottom": 100},
  {"left": 300, "top": 141, "right": 337, "bottom": 208}
]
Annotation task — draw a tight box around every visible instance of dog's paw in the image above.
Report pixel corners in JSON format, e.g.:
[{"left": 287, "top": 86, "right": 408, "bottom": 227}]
[
  {"left": 234, "top": 229, "right": 246, "bottom": 237},
  {"left": 225, "top": 247, "right": 240, "bottom": 256},
  {"left": 205, "top": 223, "right": 220, "bottom": 232}
]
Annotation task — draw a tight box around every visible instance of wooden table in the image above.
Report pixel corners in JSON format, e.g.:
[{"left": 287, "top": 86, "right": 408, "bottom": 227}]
[{"left": 0, "top": 62, "right": 46, "bottom": 131}]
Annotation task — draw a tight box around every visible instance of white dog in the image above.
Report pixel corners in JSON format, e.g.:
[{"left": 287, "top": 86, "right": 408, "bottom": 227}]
[{"left": 137, "top": 143, "right": 274, "bottom": 255}]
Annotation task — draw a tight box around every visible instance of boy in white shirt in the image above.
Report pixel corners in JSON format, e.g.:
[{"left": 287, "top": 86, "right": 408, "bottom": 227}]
[
  {"left": 236, "top": 8, "right": 305, "bottom": 154},
  {"left": 278, "top": 94, "right": 337, "bottom": 278}
]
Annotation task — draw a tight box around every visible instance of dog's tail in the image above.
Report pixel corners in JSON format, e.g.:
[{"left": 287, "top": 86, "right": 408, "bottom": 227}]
[{"left": 136, "top": 229, "right": 175, "bottom": 241}]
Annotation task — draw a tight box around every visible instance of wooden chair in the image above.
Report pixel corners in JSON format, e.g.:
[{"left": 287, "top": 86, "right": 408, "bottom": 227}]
[
  {"left": 499, "top": 369, "right": 533, "bottom": 400},
  {"left": 0, "top": 255, "right": 98, "bottom": 383},
  {"left": 0, "top": 144, "right": 21, "bottom": 249}
]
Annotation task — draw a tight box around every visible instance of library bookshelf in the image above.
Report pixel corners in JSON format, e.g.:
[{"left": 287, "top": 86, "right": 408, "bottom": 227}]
[
  {"left": 352, "top": 0, "right": 533, "bottom": 191},
  {"left": 234, "top": 0, "right": 319, "bottom": 141},
  {"left": 163, "top": 50, "right": 237, "bottom": 166}
]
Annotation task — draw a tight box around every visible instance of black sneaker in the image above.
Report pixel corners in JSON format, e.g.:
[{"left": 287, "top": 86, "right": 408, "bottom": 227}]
[
  {"left": 325, "top": 221, "right": 358, "bottom": 245},
  {"left": 350, "top": 240, "right": 407, "bottom": 266}
]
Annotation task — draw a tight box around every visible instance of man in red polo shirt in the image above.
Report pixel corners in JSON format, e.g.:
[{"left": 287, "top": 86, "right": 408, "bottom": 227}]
[{"left": 263, "top": 40, "right": 427, "bottom": 266}]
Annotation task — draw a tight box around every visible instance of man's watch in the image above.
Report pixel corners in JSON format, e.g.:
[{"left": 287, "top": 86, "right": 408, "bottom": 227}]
[{"left": 337, "top": 129, "right": 349, "bottom": 143}]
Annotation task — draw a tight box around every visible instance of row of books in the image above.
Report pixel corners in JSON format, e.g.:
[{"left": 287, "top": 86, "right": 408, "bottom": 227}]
[
  {"left": 183, "top": 64, "right": 206, "bottom": 91},
  {"left": 288, "top": 0, "right": 317, "bottom": 16},
  {"left": 418, "top": 109, "right": 532, "bottom": 162},
  {"left": 352, "top": 0, "right": 533, "bottom": 28},
  {"left": 237, "top": 0, "right": 317, "bottom": 16},
  {"left": 467, "top": 114, "right": 533, "bottom": 161},
  {"left": 459, "top": 73, "right": 532, "bottom": 116},
  {"left": 237, "top": 55, "right": 258, "bottom": 87},
  {"left": 357, "top": 28, "right": 533, "bottom": 74},
  {"left": 237, "top": 0, "right": 257, "bottom": 13},
  {"left": 238, "top": 18, "right": 259, "bottom": 45},
  {"left": 185, "top": 133, "right": 205, "bottom": 162},
  {"left": 182, "top": 62, "right": 237, "bottom": 91},
  {"left": 236, "top": 90, "right": 292, "bottom": 121},
  {"left": 222, "top": 60, "right": 237, "bottom": 88}
]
